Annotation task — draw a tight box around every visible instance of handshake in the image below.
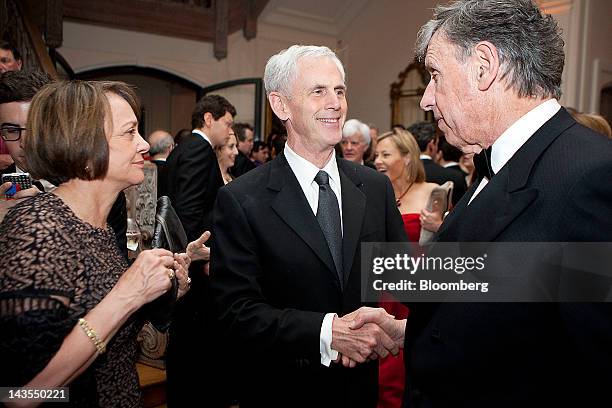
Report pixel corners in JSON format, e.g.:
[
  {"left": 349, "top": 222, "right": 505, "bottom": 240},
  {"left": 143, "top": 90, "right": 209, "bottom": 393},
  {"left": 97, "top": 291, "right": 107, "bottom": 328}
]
[{"left": 331, "top": 307, "right": 407, "bottom": 368}]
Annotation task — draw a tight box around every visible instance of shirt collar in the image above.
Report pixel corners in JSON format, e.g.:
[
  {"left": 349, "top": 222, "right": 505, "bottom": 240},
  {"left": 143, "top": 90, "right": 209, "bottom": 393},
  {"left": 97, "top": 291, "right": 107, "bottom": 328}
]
[
  {"left": 419, "top": 154, "right": 432, "bottom": 160},
  {"left": 284, "top": 143, "right": 340, "bottom": 187},
  {"left": 491, "top": 99, "right": 561, "bottom": 173},
  {"left": 192, "top": 129, "right": 212, "bottom": 146}
]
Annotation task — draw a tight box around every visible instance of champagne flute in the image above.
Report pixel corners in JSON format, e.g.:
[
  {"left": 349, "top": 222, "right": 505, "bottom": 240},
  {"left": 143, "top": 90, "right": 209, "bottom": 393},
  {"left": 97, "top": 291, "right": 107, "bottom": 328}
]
[{"left": 126, "top": 217, "right": 141, "bottom": 259}]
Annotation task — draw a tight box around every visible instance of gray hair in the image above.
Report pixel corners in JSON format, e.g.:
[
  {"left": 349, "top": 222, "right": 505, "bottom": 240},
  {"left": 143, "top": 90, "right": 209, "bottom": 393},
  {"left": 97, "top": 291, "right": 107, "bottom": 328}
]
[
  {"left": 264, "top": 45, "right": 346, "bottom": 96},
  {"left": 415, "top": 0, "right": 564, "bottom": 99},
  {"left": 148, "top": 132, "right": 174, "bottom": 156},
  {"left": 342, "top": 118, "right": 371, "bottom": 146}
]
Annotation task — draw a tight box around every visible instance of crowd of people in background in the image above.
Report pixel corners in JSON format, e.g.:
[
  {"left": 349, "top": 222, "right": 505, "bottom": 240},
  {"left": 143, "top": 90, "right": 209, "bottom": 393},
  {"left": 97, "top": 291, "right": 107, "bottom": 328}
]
[{"left": 1, "top": 0, "right": 612, "bottom": 407}]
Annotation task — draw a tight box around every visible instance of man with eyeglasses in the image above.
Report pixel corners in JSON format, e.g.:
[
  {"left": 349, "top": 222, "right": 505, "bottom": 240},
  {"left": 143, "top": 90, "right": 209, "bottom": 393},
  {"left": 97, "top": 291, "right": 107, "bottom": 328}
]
[
  {"left": 0, "top": 71, "right": 53, "bottom": 221},
  {"left": 0, "top": 42, "right": 23, "bottom": 174}
]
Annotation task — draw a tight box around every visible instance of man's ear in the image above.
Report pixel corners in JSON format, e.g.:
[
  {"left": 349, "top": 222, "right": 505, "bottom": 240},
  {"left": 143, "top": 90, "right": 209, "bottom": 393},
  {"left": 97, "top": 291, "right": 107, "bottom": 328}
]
[
  {"left": 427, "top": 138, "right": 437, "bottom": 156},
  {"left": 269, "top": 92, "right": 290, "bottom": 122},
  {"left": 474, "top": 41, "right": 499, "bottom": 92},
  {"left": 203, "top": 112, "right": 213, "bottom": 128}
]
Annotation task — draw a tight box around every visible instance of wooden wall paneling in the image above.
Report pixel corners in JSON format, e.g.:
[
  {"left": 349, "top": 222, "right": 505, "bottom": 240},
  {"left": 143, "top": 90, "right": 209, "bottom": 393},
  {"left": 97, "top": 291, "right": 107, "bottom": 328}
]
[{"left": 214, "top": 0, "right": 229, "bottom": 60}]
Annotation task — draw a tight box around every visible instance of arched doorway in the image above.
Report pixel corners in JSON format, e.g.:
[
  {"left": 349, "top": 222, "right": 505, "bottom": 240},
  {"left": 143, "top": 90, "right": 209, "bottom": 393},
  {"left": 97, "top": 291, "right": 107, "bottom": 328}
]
[{"left": 77, "top": 66, "right": 202, "bottom": 139}]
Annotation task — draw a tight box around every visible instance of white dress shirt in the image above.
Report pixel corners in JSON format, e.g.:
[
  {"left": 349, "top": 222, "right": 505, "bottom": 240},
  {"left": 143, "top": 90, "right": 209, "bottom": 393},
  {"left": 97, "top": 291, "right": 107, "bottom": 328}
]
[
  {"left": 283, "top": 143, "right": 343, "bottom": 367},
  {"left": 468, "top": 99, "right": 561, "bottom": 205},
  {"left": 192, "top": 129, "right": 212, "bottom": 146}
]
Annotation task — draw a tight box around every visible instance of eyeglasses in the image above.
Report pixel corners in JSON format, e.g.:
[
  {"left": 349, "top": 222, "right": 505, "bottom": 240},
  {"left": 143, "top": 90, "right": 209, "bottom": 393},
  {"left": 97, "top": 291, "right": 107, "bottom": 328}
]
[
  {"left": 0, "top": 57, "right": 16, "bottom": 64},
  {"left": 0, "top": 125, "right": 26, "bottom": 141}
]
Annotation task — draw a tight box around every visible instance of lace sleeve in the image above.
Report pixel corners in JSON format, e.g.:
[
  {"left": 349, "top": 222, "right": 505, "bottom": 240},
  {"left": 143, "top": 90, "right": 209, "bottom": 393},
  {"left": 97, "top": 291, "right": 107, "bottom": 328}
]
[
  {"left": 0, "top": 297, "right": 74, "bottom": 386},
  {"left": 0, "top": 196, "right": 85, "bottom": 385}
]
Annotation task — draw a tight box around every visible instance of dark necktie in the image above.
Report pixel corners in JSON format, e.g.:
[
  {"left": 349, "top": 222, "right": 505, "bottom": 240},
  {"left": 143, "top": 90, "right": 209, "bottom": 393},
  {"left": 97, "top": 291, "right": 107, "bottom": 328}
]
[
  {"left": 314, "top": 170, "right": 343, "bottom": 286},
  {"left": 473, "top": 147, "right": 495, "bottom": 180}
]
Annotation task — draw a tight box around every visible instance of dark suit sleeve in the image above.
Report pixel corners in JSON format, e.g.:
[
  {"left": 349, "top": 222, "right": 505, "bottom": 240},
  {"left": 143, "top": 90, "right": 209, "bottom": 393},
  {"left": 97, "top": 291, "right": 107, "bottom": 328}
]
[
  {"left": 173, "top": 142, "right": 217, "bottom": 242},
  {"left": 563, "top": 157, "right": 612, "bottom": 241},
  {"left": 211, "top": 187, "right": 325, "bottom": 358}
]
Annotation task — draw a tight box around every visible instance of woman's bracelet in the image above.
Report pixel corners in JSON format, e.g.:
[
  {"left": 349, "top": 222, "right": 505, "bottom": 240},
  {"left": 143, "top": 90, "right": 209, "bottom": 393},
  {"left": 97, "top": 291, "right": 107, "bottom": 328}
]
[{"left": 78, "top": 318, "right": 107, "bottom": 354}]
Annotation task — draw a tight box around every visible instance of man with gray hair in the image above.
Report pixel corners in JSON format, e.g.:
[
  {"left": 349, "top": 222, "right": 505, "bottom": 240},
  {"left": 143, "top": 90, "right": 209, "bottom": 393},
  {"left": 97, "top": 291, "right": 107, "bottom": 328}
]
[
  {"left": 211, "top": 45, "right": 407, "bottom": 407},
  {"left": 340, "top": 118, "right": 374, "bottom": 168},
  {"left": 351, "top": 0, "right": 612, "bottom": 406},
  {"left": 147, "top": 129, "right": 174, "bottom": 195}
]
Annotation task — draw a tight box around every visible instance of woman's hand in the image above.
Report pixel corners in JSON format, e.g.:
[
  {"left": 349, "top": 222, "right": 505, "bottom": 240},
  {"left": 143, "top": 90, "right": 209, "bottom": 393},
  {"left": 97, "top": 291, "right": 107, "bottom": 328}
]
[
  {"left": 174, "top": 252, "right": 192, "bottom": 298},
  {"left": 420, "top": 208, "right": 444, "bottom": 232},
  {"left": 186, "top": 231, "right": 211, "bottom": 262},
  {"left": 113, "top": 248, "right": 175, "bottom": 307}
]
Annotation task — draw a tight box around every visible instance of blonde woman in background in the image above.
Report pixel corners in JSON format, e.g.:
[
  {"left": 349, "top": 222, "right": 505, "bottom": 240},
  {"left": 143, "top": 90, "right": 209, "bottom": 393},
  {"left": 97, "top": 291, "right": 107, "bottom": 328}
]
[
  {"left": 373, "top": 127, "right": 442, "bottom": 408},
  {"left": 217, "top": 128, "right": 239, "bottom": 184}
]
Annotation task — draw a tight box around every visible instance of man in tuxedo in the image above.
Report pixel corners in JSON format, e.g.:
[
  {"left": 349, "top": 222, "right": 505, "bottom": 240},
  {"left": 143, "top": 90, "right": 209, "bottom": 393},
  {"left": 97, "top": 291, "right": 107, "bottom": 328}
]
[
  {"left": 210, "top": 45, "right": 407, "bottom": 407},
  {"left": 163, "top": 94, "right": 236, "bottom": 407},
  {"left": 351, "top": 0, "right": 612, "bottom": 406},
  {"left": 147, "top": 129, "right": 174, "bottom": 196},
  {"left": 231, "top": 122, "right": 256, "bottom": 177},
  {"left": 163, "top": 95, "right": 235, "bottom": 241},
  {"left": 409, "top": 120, "right": 466, "bottom": 205}
]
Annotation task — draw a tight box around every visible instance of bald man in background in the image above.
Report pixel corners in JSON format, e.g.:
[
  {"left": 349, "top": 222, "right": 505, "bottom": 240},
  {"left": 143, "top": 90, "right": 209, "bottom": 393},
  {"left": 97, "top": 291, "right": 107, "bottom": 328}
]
[{"left": 147, "top": 129, "right": 174, "bottom": 196}]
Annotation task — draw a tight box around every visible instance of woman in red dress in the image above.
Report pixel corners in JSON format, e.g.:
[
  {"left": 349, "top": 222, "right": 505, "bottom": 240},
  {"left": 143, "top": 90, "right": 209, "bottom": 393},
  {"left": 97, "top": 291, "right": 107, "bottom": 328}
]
[{"left": 374, "top": 128, "right": 442, "bottom": 408}]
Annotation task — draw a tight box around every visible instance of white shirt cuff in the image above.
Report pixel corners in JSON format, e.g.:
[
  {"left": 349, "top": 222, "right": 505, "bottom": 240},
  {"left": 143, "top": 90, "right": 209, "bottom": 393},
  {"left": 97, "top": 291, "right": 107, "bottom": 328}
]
[{"left": 320, "top": 313, "right": 338, "bottom": 366}]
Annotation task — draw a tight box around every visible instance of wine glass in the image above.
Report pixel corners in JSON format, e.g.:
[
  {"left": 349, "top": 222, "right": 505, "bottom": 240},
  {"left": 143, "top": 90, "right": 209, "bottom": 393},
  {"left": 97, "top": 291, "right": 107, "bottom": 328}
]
[{"left": 126, "top": 217, "right": 141, "bottom": 259}]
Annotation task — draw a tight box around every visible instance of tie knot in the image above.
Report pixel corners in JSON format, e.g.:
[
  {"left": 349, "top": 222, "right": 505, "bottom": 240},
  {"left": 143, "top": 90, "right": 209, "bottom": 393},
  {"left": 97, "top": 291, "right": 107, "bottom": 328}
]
[{"left": 314, "top": 170, "right": 330, "bottom": 186}]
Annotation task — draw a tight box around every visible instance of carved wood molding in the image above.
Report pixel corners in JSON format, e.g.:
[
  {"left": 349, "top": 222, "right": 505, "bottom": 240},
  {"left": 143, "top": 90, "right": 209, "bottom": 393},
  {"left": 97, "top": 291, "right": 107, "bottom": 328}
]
[
  {"left": 63, "top": 0, "right": 216, "bottom": 42},
  {"left": 215, "top": 0, "right": 228, "bottom": 60},
  {"left": 63, "top": 0, "right": 269, "bottom": 59}
]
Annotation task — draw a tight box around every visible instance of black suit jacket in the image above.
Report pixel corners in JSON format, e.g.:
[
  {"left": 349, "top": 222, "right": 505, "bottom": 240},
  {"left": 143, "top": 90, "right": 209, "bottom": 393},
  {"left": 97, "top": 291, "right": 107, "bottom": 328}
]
[
  {"left": 211, "top": 153, "right": 407, "bottom": 408},
  {"left": 231, "top": 151, "right": 256, "bottom": 178},
  {"left": 404, "top": 108, "right": 612, "bottom": 407},
  {"left": 164, "top": 133, "right": 224, "bottom": 406},
  {"left": 162, "top": 132, "right": 223, "bottom": 242},
  {"left": 151, "top": 159, "right": 169, "bottom": 197},
  {"left": 422, "top": 158, "right": 467, "bottom": 205}
]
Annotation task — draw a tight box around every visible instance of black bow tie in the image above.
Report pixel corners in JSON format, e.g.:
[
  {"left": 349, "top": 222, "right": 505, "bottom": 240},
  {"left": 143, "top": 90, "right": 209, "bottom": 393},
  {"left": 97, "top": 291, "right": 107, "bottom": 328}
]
[{"left": 473, "top": 147, "right": 495, "bottom": 179}]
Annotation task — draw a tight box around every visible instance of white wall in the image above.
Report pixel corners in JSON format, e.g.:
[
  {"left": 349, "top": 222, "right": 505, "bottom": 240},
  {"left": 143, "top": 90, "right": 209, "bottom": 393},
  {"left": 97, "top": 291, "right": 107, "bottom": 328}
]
[
  {"left": 584, "top": 0, "right": 612, "bottom": 113},
  {"left": 59, "top": 0, "right": 612, "bottom": 134},
  {"left": 338, "top": 0, "right": 436, "bottom": 130}
]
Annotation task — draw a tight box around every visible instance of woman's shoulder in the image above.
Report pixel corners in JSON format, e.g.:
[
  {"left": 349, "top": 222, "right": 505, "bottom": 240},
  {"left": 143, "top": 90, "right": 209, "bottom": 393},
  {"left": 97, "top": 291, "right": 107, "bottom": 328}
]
[
  {"left": 0, "top": 193, "right": 83, "bottom": 294},
  {"left": 2, "top": 193, "right": 69, "bottom": 228}
]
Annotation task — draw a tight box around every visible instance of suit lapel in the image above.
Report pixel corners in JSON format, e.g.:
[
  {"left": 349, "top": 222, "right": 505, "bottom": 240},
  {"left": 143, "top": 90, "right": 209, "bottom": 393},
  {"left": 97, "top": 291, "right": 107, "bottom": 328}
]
[
  {"left": 269, "top": 154, "right": 340, "bottom": 285},
  {"left": 435, "top": 181, "right": 478, "bottom": 241},
  {"left": 456, "top": 172, "right": 538, "bottom": 241},
  {"left": 338, "top": 161, "right": 367, "bottom": 287},
  {"left": 436, "top": 108, "right": 575, "bottom": 242}
]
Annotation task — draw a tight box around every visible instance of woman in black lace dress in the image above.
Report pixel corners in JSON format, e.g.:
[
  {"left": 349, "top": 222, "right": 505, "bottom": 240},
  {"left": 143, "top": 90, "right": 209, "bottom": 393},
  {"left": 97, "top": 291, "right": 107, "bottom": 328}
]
[{"left": 0, "top": 81, "right": 191, "bottom": 407}]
